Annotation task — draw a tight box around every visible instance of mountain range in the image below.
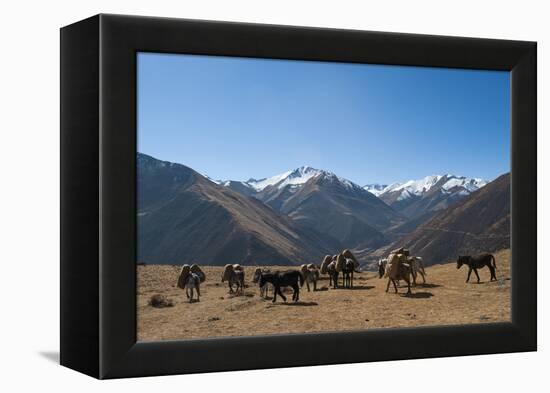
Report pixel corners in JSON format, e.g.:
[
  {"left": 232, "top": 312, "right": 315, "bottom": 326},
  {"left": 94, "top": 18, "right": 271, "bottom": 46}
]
[
  {"left": 366, "top": 175, "right": 488, "bottom": 218},
  {"left": 137, "top": 154, "right": 341, "bottom": 265},
  {"left": 382, "top": 173, "right": 510, "bottom": 265},
  {"left": 137, "top": 153, "right": 509, "bottom": 267}
]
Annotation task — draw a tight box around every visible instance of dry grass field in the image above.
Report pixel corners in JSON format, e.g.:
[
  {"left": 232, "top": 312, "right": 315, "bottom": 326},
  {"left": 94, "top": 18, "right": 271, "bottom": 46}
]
[{"left": 137, "top": 249, "right": 510, "bottom": 342}]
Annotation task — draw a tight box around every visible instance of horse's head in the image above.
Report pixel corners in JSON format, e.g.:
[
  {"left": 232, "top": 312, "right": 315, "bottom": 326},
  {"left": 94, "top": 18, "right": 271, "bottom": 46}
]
[
  {"left": 259, "top": 273, "right": 268, "bottom": 288},
  {"left": 456, "top": 256, "right": 469, "bottom": 269},
  {"left": 252, "top": 267, "right": 262, "bottom": 283}
]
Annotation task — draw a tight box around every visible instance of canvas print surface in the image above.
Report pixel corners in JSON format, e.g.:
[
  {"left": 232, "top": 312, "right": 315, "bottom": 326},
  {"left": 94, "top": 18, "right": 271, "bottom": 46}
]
[{"left": 136, "top": 53, "right": 511, "bottom": 341}]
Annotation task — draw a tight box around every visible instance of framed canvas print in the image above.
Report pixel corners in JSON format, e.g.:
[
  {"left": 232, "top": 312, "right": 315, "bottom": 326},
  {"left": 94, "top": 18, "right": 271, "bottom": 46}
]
[{"left": 60, "top": 14, "right": 536, "bottom": 379}]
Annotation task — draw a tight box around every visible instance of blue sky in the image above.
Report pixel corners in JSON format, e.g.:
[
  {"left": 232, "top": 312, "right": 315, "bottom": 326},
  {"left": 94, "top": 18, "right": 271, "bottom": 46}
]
[{"left": 137, "top": 52, "right": 510, "bottom": 185}]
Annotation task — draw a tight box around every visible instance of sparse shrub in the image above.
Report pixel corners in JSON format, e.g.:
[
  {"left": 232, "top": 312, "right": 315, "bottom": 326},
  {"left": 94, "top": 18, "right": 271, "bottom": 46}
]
[{"left": 149, "top": 294, "right": 174, "bottom": 308}]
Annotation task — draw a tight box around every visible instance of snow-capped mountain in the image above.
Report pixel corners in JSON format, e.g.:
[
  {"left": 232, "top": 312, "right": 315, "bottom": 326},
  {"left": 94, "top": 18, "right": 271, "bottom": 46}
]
[
  {"left": 377, "top": 174, "right": 488, "bottom": 220},
  {"left": 218, "top": 166, "right": 404, "bottom": 248},
  {"left": 245, "top": 166, "right": 358, "bottom": 192},
  {"left": 220, "top": 166, "right": 363, "bottom": 198},
  {"left": 363, "top": 184, "right": 388, "bottom": 196},
  {"left": 378, "top": 175, "right": 487, "bottom": 201}
]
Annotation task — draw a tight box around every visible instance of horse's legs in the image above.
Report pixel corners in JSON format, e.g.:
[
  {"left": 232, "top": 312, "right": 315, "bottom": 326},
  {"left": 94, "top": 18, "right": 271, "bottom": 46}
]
[
  {"left": 474, "top": 268, "right": 481, "bottom": 283},
  {"left": 393, "top": 279, "right": 398, "bottom": 293},
  {"left": 292, "top": 284, "right": 299, "bottom": 302},
  {"left": 186, "top": 287, "right": 190, "bottom": 299},
  {"left": 466, "top": 267, "right": 472, "bottom": 283},
  {"left": 386, "top": 278, "right": 391, "bottom": 292},
  {"left": 196, "top": 285, "right": 201, "bottom": 301},
  {"left": 278, "top": 287, "right": 287, "bottom": 302},
  {"left": 306, "top": 280, "right": 310, "bottom": 292},
  {"left": 351, "top": 271, "right": 354, "bottom": 288},
  {"left": 489, "top": 266, "right": 497, "bottom": 281},
  {"left": 405, "top": 277, "right": 411, "bottom": 294},
  {"left": 228, "top": 281, "right": 234, "bottom": 293},
  {"left": 421, "top": 271, "right": 426, "bottom": 284},
  {"left": 189, "top": 288, "right": 193, "bottom": 303},
  {"left": 272, "top": 285, "right": 278, "bottom": 302}
]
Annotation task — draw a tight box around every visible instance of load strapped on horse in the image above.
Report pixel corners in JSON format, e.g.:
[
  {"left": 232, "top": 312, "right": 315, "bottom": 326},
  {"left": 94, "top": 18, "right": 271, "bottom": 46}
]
[{"left": 384, "top": 247, "right": 412, "bottom": 294}]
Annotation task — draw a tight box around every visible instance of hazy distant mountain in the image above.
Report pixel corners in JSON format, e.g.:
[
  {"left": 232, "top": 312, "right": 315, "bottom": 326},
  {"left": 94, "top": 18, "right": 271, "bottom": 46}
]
[
  {"left": 363, "top": 184, "right": 388, "bottom": 196},
  {"left": 390, "top": 173, "right": 510, "bottom": 265},
  {"left": 137, "top": 153, "right": 340, "bottom": 265}
]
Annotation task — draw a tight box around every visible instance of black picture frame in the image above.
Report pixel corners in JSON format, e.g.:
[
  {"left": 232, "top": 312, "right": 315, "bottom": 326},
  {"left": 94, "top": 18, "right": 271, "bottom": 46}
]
[{"left": 60, "top": 14, "right": 536, "bottom": 379}]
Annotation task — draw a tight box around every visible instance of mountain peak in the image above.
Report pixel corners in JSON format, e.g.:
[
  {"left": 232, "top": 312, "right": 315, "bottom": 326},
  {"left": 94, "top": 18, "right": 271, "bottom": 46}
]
[
  {"left": 244, "top": 166, "right": 326, "bottom": 191},
  {"left": 371, "top": 174, "right": 487, "bottom": 201}
]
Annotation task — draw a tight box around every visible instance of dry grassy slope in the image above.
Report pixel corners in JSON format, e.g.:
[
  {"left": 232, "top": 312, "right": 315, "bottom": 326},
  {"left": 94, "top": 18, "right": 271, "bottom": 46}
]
[{"left": 137, "top": 249, "right": 511, "bottom": 342}]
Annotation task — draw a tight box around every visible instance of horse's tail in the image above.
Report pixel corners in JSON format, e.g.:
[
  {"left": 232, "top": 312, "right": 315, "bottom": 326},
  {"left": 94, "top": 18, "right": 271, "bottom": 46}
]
[
  {"left": 490, "top": 254, "right": 497, "bottom": 269},
  {"left": 298, "top": 271, "right": 305, "bottom": 287}
]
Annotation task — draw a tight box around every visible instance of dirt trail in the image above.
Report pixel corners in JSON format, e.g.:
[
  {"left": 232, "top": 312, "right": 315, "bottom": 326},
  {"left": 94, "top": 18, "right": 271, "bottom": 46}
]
[
  {"left": 137, "top": 249, "right": 511, "bottom": 342},
  {"left": 419, "top": 226, "right": 510, "bottom": 239}
]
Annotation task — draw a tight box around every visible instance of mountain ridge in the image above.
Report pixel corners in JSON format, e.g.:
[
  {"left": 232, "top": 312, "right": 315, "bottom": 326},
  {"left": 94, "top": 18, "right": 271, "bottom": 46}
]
[{"left": 137, "top": 153, "right": 341, "bottom": 265}]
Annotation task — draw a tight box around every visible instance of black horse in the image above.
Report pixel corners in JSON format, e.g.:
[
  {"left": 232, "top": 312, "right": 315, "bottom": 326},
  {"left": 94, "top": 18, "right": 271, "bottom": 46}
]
[
  {"left": 457, "top": 254, "right": 497, "bottom": 283},
  {"left": 341, "top": 259, "right": 356, "bottom": 288},
  {"left": 259, "top": 270, "right": 304, "bottom": 303}
]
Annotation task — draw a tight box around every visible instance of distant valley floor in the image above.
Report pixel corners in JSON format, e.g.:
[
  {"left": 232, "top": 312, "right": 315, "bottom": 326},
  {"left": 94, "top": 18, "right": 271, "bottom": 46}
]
[{"left": 137, "top": 249, "right": 511, "bottom": 341}]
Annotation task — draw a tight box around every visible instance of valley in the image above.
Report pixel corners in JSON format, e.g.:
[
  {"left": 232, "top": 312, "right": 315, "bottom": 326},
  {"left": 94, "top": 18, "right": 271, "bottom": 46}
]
[{"left": 138, "top": 153, "right": 509, "bottom": 269}]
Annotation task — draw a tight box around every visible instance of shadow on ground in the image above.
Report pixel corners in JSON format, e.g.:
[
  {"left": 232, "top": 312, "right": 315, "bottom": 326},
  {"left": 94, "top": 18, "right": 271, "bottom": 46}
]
[
  {"left": 271, "top": 301, "right": 319, "bottom": 307},
  {"left": 38, "top": 351, "right": 59, "bottom": 364},
  {"left": 329, "top": 285, "right": 375, "bottom": 291},
  {"left": 416, "top": 283, "right": 442, "bottom": 289},
  {"left": 401, "top": 292, "right": 434, "bottom": 299}
]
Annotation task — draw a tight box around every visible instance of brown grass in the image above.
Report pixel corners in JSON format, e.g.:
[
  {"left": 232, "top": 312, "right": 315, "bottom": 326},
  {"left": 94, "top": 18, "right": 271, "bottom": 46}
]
[{"left": 137, "top": 249, "right": 510, "bottom": 342}]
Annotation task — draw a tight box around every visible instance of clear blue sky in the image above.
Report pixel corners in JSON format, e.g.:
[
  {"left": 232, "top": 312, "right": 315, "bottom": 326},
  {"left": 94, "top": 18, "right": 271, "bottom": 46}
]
[{"left": 137, "top": 52, "right": 510, "bottom": 185}]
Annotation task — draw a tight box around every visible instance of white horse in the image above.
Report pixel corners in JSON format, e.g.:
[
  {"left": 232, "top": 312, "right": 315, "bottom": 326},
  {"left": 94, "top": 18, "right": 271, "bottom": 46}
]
[
  {"left": 184, "top": 273, "right": 201, "bottom": 302},
  {"left": 253, "top": 267, "right": 273, "bottom": 298},
  {"left": 408, "top": 256, "right": 427, "bottom": 285}
]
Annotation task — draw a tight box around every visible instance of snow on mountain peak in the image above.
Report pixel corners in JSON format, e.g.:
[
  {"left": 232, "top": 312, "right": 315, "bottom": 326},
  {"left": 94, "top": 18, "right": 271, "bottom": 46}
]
[
  {"left": 440, "top": 176, "right": 488, "bottom": 193},
  {"left": 250, "top": 166, "right": 321, "bottom": 191},
  {"left": 376, "top": 174, "right": 487, "bottom": 201},
  {"left": 243, "top": 166, "right": 362, "bottom": 192},
  {"left": 218, "top": 167, "right": 487, "bottom": 200}
]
